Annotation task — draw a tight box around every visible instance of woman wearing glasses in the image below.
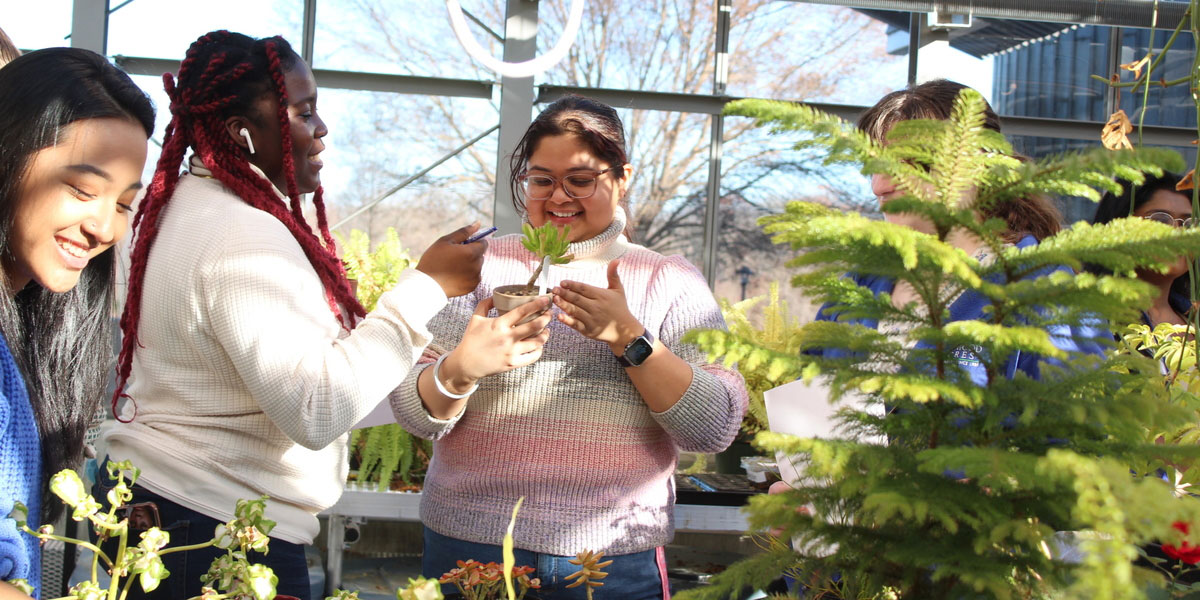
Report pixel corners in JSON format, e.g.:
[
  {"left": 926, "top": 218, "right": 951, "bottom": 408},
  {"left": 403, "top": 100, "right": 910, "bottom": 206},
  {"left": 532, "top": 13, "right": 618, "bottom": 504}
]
[
  {"left": 392, "top": 95, "right": 747, "bottom": 598},
  {"left": 1092, "top": 172, "right": 1193, "bottom": 328}
]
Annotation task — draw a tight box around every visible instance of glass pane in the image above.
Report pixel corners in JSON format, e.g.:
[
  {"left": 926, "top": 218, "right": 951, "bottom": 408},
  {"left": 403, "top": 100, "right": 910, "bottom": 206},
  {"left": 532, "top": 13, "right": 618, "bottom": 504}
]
[
  {"left": 108, "top": 0, "right": 302, "bottom": 59},
  {"left": 314, "top": 0, "right": 502, "bottom": 79},
  {"left": 990, "top": 22, "right": 1111, "bottom": 120},
  {"left": 3, "top": 1, "right": 72, "bottom": 51},
  {"left": 729, "top": 5, "right": 907, "bottom": 105},
  {"left": 1118, "top": 26, "right": 1198, "bottom": 129},
  {"left": 621, "top": 108, "right": 708, "bottom": 269},
  {"left": 712, "top": 148, "right": 871, "bottom": 322},
  {"left": 319, "top": 90, "right": 497, "bottom": 254}
]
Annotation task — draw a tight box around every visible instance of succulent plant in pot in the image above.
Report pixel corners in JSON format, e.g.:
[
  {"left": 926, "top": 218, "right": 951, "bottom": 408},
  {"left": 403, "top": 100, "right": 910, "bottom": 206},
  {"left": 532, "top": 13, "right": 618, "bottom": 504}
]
[{"left": 492, "top": 222, "right": 573, "bottom": 320}]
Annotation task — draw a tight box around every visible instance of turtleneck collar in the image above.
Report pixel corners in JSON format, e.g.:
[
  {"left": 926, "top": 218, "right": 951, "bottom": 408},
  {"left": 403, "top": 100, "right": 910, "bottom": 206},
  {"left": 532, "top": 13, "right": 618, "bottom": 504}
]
[
  {"left": 188, "top": 155, "right": 289, "bottom": 203},
  {"left": 552, "top": 208, "right": 631, "bottom": 268}
]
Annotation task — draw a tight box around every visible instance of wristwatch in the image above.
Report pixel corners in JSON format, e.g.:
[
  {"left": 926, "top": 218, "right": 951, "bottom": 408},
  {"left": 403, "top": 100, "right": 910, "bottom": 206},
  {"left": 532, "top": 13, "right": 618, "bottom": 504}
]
[{"left": 616, "top": 329, "right": 655, "bottom": 367}]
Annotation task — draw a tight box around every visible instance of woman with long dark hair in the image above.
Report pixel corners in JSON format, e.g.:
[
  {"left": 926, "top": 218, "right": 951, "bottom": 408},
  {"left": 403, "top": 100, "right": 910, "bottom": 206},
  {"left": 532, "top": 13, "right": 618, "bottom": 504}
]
[
  {"left": 0, "top": 47, "right": 154, "bottom": 599},
  {"left": 97, "top": 31, "right": 484, "bottom": 600},
  {"left": 1092, "top": 172, "right": 1193, "bottom": 327}
]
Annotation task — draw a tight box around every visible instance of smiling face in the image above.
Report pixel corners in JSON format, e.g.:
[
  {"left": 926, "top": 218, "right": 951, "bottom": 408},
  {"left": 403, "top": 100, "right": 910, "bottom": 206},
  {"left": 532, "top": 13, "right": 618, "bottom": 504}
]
[
  {"left": 244, "top": 60, "right": 327, "bottom": 195},
  {"left": 871, "top": 173, "right": 938, "bottom": 235},
  {"left": 5, "top": 117, "right": 148, "bottom": 293},
  {"left": 1134, "top": 188, "right": 1193, "bottom": 283},
  {"left": 524, "top": 134, "right": 631, "bottom": 243}
]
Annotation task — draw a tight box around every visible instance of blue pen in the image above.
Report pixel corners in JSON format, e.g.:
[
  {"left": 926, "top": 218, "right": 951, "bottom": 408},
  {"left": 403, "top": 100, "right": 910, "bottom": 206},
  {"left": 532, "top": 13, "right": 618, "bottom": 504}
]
[
  {"left": 687, "top": 475, "right": 717, "bottom": 492},
  {"left": 462, "top": 226, "right": 498, "bottom": 244}
]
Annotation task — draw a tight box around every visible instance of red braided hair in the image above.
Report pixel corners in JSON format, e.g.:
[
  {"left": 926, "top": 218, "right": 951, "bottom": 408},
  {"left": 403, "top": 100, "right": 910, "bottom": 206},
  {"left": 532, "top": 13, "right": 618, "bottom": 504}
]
[{"left": 112, "top": 31, "right": 365, "bottom": 420}]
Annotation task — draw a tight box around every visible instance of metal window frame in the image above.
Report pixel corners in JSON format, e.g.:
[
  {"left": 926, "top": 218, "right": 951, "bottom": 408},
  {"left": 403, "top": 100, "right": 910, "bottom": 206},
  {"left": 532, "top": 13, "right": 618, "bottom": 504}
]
[{"left": 73, "top": 0, "right": 1199, "bottom": 292}]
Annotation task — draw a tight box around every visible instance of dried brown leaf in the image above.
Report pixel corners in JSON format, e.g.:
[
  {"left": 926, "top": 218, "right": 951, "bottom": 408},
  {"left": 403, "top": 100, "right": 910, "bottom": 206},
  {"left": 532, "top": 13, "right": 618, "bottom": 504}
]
[
  {"left": 1177, "top": 169, "right": 1194, "bottom": 192},
  {"left": 1120, "top": 55, "right": 1151, "bottom": 79},
  {"left": 1101, "top": 110, "right": 1134, "bottom": 151}
]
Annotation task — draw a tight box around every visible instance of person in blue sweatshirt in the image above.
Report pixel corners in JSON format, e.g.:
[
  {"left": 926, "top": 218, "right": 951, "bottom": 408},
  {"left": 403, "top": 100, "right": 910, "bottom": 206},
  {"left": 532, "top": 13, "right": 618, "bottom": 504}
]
[
  {"left": 773, "top": 80, "right": 1105, "bottom": 596},
  {"left": 812, "top": 79, "right": 1106, "bottom": 372},
  {"left": 0, "top": 48, "right": 153, "bottom": 599}
]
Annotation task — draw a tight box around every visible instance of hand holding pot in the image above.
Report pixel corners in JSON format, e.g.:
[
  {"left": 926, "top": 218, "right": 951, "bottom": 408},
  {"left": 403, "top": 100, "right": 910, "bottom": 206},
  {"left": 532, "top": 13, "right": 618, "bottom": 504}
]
[
  {"left": 416, "top": 223, "right": 487, "bottom": 298},
  {"left": 441, "top": 296, "right": 553, "bottom": 388},
  {"left": 553, "top": 260, "right": 643, "bottom": 354}
]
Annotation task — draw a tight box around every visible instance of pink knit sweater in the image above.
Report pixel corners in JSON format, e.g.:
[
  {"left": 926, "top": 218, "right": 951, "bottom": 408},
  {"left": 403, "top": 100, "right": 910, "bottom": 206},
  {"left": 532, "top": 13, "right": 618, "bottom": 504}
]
[{"left": 392, "top": 215, "right": 747, "bottom": 555}]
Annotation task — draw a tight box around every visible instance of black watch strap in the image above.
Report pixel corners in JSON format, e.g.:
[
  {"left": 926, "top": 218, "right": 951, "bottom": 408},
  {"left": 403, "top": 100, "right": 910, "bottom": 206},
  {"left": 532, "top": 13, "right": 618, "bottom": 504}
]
[{"left": 616, "top": 329, "right": 655, "bottom": 367}]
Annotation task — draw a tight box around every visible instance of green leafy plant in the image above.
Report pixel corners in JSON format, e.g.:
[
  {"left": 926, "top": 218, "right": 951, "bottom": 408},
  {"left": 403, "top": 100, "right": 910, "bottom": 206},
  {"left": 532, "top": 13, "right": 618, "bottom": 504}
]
[
  {"left": 9, "top": 460, "right": 278, "bottom": 600},
  {"left": 520, "top": 222, "right": 573, "bottom": 292},
  {"left": 678, "top": 90, "right": 1200, "bottom": 599},
  {"left": 715, "top": 281, "right": 806, "bottom": 436},
  {"left": 339, "top": 227, "right": 412, "bottom": 310},
  {"left": 338, "top": 227, "right": 432, "bottom": 492}
]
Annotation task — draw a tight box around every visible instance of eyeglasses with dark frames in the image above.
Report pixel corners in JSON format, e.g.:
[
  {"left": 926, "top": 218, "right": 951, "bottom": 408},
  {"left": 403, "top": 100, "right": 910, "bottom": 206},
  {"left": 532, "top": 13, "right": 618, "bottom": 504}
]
[
  {"left": 1141, "top": 210, "right": 1195, "bottom": 229},
  {"left": 518, "top": 166, "right": 622, "bottom": 201}
]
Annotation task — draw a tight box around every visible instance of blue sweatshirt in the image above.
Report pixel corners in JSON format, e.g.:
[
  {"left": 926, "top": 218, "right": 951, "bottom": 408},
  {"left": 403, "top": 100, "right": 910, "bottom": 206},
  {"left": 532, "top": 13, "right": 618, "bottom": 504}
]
[
  {"left": 0, "top": 335, "right": 40, "bottom": 598},
  {"left": 811, "top": 235, "right": 1108, "bottom": 383}
]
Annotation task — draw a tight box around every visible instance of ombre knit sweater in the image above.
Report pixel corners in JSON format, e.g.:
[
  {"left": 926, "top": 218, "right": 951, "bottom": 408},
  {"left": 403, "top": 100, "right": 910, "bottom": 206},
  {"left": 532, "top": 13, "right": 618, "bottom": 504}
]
[{"left": 393, "top": 214, "right": 747, "bottom": 556}]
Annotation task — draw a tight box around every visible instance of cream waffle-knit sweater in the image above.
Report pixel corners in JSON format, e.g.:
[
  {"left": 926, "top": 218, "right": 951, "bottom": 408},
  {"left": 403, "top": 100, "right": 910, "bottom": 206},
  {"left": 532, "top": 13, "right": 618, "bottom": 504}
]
[
  {"left": 392, "top": 212, "right": 747, "bottom": 555},
  {"left": 103, "top": 168, "right": 447, "bottom": 544}
]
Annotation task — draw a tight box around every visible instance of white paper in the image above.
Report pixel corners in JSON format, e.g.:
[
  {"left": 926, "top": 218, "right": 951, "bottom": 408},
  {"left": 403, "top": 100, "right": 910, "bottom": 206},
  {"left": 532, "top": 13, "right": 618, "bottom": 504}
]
[
  {"left": 763, "top": 377, "right": 882, "bottom": 554},
  {"left": 352, "top": 397, "right": 398, "bottom": 429}
]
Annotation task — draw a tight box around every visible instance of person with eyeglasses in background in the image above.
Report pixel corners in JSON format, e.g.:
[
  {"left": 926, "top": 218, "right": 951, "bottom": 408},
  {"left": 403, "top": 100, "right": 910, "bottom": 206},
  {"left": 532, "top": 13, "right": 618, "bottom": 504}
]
[
  {"left": 1092, "top": 172, "right": 1194, "bottom": 329},
  {"left": 390, "top": 95, "right": 747, "bottom": 598}
]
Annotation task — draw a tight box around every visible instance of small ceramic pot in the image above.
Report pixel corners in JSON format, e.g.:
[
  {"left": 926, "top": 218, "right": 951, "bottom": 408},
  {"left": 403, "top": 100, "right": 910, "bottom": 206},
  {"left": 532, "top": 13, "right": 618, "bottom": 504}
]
[{"left": 492, "top": 284, "right": 551, "bottom": 324}]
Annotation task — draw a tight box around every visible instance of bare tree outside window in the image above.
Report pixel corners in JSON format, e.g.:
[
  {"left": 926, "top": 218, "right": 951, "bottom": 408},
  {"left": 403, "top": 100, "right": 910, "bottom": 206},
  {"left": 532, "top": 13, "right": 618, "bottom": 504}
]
[{"left": 312, "top": 0, "right": 902, "bottom": 310}]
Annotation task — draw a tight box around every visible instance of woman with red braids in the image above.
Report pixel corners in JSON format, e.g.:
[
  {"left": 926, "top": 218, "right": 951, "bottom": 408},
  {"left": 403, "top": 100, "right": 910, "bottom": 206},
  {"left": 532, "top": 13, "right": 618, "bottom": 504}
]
[{"left": 96, "top": 31, "right": 487, "bottom": 600}]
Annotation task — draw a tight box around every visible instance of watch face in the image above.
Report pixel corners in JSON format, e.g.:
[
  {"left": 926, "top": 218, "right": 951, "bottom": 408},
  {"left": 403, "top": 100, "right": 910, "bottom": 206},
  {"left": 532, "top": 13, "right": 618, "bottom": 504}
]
[{"left": 624, "top": 337, "right": 654, "bottom": 366}]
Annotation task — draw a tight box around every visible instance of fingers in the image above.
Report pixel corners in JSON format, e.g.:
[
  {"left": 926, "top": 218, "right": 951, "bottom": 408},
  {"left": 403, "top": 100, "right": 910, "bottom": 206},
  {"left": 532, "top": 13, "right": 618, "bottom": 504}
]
[
  {"left": 552, "top": 284, "right": 588, "bottom": 308},
  {"left": 499, "top": 296, "right": 551, "bottom": 327},
  {"left": 509, "top": 347, "right": 545, "bottom": 369},
  {"left": 557, "top": 310, "right": 583, "bottom": 332},
  {"left": 510, "top": 311, "right": 552, "bottom": 339},
  {"left": 557, "top": 279, "right": 600, "bottom": 300},
  {"left": 472, "top": 296, "right": 495, "bottom": 317},
  {"left": 606, "top": 259, "right": 622, "bottom": 290},
  {"left": 512, "top": 331, "right": 548, "bottom": 356}
]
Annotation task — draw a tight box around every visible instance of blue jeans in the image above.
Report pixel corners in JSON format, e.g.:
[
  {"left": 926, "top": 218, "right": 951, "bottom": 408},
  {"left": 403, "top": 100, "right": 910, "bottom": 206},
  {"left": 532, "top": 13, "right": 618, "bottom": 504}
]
[
  {"left": 422, "top": 527, "right": 669, "bottom": 599},
  {"left": 91, "top": 467, "right": 311, "bottom": 600}
]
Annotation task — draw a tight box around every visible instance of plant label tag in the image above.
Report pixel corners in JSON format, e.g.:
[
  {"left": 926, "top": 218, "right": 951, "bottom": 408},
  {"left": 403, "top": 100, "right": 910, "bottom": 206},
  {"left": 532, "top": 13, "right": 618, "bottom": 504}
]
[{"left": 538, "top": 255, "right": 552, "bottom": 294}]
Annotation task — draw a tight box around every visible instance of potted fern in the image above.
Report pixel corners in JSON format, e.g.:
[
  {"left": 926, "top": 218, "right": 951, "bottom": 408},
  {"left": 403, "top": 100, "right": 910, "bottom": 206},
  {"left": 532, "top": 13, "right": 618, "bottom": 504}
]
[
  {"left": 492, "top": 223, "right": 572, "bottom": 318},
  {"left": 679, "top": 90, "right": 1200, "bottom": 599},
  {"left": 713, "top": 283, "right": 805, "bottom": 473}
]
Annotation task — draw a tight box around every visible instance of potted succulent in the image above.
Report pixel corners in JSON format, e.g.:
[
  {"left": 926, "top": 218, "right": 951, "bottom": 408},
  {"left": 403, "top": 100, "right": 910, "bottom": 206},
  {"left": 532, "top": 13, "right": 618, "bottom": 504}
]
[{"left": 492, "top": 223, "right": 573, "bottom": 319}]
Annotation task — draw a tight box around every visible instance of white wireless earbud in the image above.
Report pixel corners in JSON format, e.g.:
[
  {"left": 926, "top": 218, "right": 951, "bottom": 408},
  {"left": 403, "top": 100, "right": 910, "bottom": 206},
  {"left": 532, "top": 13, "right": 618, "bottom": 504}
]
[{"left": 238, "top": 127, "right": 256, "bottom": 155}]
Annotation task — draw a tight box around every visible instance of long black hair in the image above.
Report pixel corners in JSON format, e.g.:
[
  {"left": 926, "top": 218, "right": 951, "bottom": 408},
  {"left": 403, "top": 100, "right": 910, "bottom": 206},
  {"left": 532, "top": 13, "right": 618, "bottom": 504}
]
[
  {"left": 0, "top": 48, "right": 154, "bottom": 521},
  {"left": 1093, "top": 171, "right": 1193, "bottom": 311}
]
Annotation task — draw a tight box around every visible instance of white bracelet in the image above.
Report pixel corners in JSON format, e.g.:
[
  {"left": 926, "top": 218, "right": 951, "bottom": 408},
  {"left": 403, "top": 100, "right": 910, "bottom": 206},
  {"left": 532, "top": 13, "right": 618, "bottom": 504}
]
[{"left": 433, "top": 353, "right": 478, "bottom": 400}]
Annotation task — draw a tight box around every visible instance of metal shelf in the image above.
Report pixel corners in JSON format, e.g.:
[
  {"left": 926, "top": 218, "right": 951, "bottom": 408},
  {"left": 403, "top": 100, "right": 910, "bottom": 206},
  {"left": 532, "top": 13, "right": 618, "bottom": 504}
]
[{"left": 319, "top": 484, "right": 752, "bottom": 593}]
